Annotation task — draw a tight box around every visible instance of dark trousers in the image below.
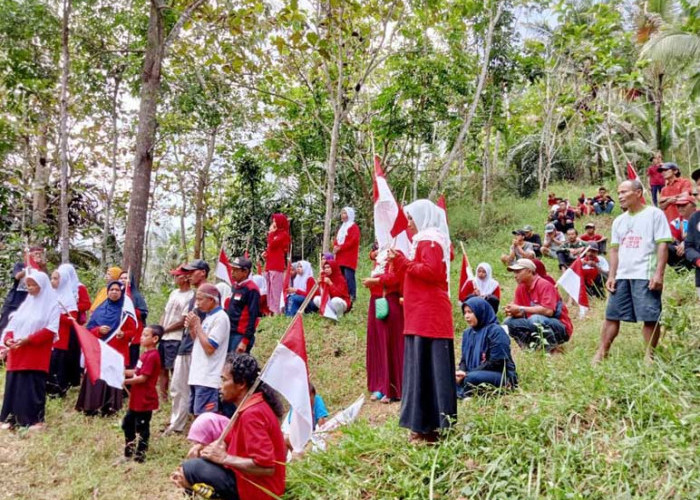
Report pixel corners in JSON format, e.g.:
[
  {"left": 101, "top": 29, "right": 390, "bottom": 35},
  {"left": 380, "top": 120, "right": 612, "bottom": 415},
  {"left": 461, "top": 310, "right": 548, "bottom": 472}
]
[
  {"left": 504, "top": 315, "right": 569, "bottom": 351},
  {"left": 456, "top": 370, "right": 507, "bottom": 399},
  {"left": 341, "top": 266, "right": 356, "bottom": 301},
  {"left": 122, "top": 409, "right": 152, "bottom": 462},
  {"left": 182, "top": 458, "right": 240, "bottom": 500},
  {"left": 556, "top": 250, "right": 575, "bottom": 270},
  {"left": 651, "top": 185, "right": 663, "bottom": 206}
]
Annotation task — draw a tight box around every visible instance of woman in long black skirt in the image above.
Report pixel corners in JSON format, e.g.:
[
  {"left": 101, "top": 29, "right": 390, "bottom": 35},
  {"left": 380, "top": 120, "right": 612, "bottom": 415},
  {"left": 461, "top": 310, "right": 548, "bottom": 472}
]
[
  {"left": 388, "top": 199, "right": 456, "bottom": 443},
  {"left": 0, "top": 271, "right": 60, "bottom": 430}
]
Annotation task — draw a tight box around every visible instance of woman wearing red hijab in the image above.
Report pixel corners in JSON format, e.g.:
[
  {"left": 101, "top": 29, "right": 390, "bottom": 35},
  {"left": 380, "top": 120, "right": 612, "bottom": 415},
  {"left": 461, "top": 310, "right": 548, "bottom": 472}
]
[
  {"left": 312, "top": 260, "right": 351, "bottom": 319},
  {"left": 263, "top": 213, "right": 291, "bottom": 315}
]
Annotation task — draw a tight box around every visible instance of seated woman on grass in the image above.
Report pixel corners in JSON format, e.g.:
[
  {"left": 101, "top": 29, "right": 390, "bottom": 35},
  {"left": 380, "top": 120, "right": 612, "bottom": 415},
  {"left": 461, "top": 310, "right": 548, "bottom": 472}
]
[
  {"left": 459, "top": 262, "right": 501, "bottom": 313},
  {"left": 455, "top": 297, "right": 518, "bottom": 399},
  {"left": 312, "top": 260, "right": 351, "bottom": 319}
]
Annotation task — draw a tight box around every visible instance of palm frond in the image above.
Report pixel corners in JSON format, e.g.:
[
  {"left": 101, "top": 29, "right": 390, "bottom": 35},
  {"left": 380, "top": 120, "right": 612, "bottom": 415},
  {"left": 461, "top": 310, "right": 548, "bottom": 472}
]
[{"left": 640, "top": 31, "right": 700, "bottom": 64}]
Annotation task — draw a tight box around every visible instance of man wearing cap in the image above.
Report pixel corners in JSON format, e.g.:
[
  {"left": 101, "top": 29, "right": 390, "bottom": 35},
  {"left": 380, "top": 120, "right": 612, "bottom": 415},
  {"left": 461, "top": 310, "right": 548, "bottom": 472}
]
[
  {"left": 541, "top": 223, "right": 566, "bottom": 258},
  {"left": 165, "top": 259, "right": 210, "bottom": 435},
  {"left": 225, "top": 257, "right": 261, "bottom": 354},
  {"left": 668, "top": 194, "right": 697, "bottom": 271},
  {"left": 556, "top": 228, "right": 587, "bottom": 271},
  {"left": 0, "top": 245, "right": 47, "bottom": 333},
  {"left": 522, "top": 225, "right": 542, "bottom": 257},
  {"left": 683, "top": 189, "right": 700, "bottom": 299},
  {"left": 581, "top": 243, "right": 609, "bottom": 299},
  {"left": 503, "top": 258, "right": 573, "bottom": 351},
  {"left": 157, "top": 265, "right": 193, "bottom": 401},
  {"left": 580, "top": 222, "right": 607, "bottom": 254},
  {"left": 593, "top": 187, "right": 615, "bottom": 215},
  {"left": 658, "top": 163, "right": 694, "bottom": 223},
  {"left": 500, "top": 230, "right": 536, "bottom": 266},
  {"left": 186, "top": 283, "right": 230, "bottom": 416},
  {"left": 593, "top": 180, "right": 672, "bottom": 365}
]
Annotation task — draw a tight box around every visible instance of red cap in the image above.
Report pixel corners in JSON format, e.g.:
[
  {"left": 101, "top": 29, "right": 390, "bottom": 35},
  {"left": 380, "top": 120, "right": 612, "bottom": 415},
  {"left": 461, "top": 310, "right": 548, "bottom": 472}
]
[{"left": 169, "top": 265, "right": 190, "bottom": 276}]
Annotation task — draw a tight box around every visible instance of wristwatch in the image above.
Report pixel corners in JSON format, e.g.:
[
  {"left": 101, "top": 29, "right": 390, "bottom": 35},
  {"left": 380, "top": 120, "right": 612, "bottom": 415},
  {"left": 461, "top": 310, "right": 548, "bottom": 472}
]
[{"left": 519, "top": 307, "right": 526, "bottom": 316}]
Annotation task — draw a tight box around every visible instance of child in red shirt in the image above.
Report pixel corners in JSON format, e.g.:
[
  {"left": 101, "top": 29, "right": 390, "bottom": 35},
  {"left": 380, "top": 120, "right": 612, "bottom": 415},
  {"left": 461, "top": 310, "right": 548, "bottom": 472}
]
[{"left": 121, "top": 325, "right": 162, "bottom": 462}]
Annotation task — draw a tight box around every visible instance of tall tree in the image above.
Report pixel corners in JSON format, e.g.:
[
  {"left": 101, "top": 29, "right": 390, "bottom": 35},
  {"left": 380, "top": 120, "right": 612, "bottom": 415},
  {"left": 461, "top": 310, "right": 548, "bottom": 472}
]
[
  {"left": 122, "top": 0, "right": 207, "bottom": 285},
  {"left": 58, "top": 0, "right": 72, "bottom": 262}
]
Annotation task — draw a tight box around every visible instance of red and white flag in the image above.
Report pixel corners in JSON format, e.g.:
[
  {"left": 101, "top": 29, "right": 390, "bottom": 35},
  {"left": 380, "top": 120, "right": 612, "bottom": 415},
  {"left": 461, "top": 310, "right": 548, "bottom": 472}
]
[
  {"left": 557, "top": 252, "right": 589, "bottom": 318},
  {"left": 260, "top": 315, "right": 313, "bottom": 452},
  {"left": 319, "top": 285, "right": 337, "bottom": 321},
  {"left": 216, "top": 247, "right": 233, "bottom": 286},
  {"left": 106, "top": 274, "right": 137, "bottom": 342},
  {"left": 72, "top": 319, "right": 124, "bottom": 389},
  {"left": 458, "top": 252, "right": 475, "bottom": 302},
  {"left": 372, "top": 156, "right": 411, "bottom": 255}
]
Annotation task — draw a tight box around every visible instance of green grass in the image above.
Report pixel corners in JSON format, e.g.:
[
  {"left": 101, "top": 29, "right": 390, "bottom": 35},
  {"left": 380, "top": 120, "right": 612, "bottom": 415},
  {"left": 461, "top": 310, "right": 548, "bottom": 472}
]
[{"left": 1, "top": 184, "right": 698, "bottom": 499}]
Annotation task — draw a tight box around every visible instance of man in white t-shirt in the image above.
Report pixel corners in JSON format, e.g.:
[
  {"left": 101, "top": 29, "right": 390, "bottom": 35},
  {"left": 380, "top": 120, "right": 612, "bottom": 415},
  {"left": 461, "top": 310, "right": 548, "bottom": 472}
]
[
  {"left": 158, "top": 266, "right": 194, "bottom": 400},
  {"left": 593, "top": 180, "right": 672, "bottom": 365},
  {"left": 185, "top": 283, "right": 230, "bottom": 415}
]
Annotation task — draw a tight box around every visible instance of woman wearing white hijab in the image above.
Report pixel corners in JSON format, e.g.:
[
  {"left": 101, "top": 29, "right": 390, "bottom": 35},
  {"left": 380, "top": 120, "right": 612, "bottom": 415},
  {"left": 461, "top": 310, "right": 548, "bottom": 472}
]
[
  {"left": 459, "top": 262, "right": 501, "bottom": 313},
  {"left": 0, "top": 271, "right": 59, "bottom": 430},
  {"left": 47, "top": 264, "right": 79, "bottom": 397},
  {"left": 285, "top": 260, "right": 317, "bottom": 316},
  {"left": 387, "top": 199, "right": 456, "bottom": 443},
  {"left": 333, "top": 207, "right": 361, "bottom": 303}
]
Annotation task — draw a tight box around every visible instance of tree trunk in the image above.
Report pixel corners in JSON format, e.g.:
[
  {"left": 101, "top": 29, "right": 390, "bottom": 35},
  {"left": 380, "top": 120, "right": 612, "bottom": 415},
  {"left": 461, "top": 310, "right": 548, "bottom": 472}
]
[
  {"left": 480, "top": 104, "right": 494, "bottom": 224},
  {"left": 193, "top": 127, "right": 217, "bottom": 259},
  {"left": 430, "top": 0, "right": 503, "bottom": 198},
  {"left": 655, "top": 73, "right": 664, "bottom": 152},
  {"left": 322, "top": 112, "right": 342, "bottom": 252},
  {"left": 122, "top": 0, "right": 207, "bottom": 286},
  {"left": 102, "top": 74, "right": 122, "bottom": 267},
  {"left": 31, "top": 123, "right": 49, "bottom": 226},
  {"left": 122, "top": 1, "right": 165, "bottom": 285},
  {"left": 58, "top": 0, "right": 72, "bottom": 263}
]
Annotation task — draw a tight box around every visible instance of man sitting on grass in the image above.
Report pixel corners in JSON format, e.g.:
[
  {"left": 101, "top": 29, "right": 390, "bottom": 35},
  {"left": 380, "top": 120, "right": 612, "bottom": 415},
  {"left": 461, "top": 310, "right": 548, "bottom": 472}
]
[
  {"left": 503, "top": 259, "right": 573, "bottom": 352},
  {"left": 556, "top": 228, "right": 587, "bottom": 271},
  {"left": 500, "top": 229, "right": 536, "bottom": 266}
]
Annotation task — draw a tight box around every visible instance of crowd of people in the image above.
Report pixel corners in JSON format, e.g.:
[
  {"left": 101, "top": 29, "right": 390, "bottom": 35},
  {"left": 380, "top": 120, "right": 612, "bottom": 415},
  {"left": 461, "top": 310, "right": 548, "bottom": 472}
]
[{"left": 0, "top": 159, "right": 698, "bottom": 499}]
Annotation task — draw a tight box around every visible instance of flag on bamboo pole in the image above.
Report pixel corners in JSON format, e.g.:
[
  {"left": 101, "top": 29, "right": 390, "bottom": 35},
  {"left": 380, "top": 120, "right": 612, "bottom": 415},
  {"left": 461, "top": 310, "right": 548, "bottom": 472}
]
[
  {"left": 260, "top": 315, "right": 313, "bottom": 452},
  {"left": 216, "top": 247, "right": 233, "bottom": 286},
  {"left": 557, "top": 252, "right": 590, "bottom": 318},
  {"left": 626, "top": 161, "right": 647, "bottom": 204},
  {"left": 458, "top": 252, "right": 475, "bottom": 303},
  {"left": 72, "top": 319, "right": 124, "bottom": 389},
  {"left": 372, "top": 156, "right": 411, "bottom": 255}
]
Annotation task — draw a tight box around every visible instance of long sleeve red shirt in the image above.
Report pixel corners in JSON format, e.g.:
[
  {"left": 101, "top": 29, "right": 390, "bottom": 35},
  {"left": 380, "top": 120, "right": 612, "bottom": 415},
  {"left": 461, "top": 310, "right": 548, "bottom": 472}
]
[
  {"left": 265, "top": 230, "right": 290, "bottom": 272},
  {"left": 334, "top": 224, "right": 361, "bottom": 270},
  {"left": 90, "top": 316, "right": 137, "bottom": 367},
  {"left": 4, "top": 328, "right": 55, "bottom": 372},
  {"left": 54, "top": 311, "right": 78, "bottom": 351},
  {"left": 393, "top": 241, "right": 454, "bottom": 339}
]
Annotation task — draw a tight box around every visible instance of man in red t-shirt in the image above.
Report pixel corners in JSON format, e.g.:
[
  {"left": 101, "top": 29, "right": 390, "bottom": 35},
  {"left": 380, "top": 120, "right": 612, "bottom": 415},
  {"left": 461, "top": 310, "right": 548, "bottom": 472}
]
[
  {"left": 503, "top": 259, "right": 573, "bottom": 352},
  {"left": 659, "top": 163, "right": 694, "bottom": 223},
  {"left": 580, "top": 222, "right": 607, "bottom": 254},
  {"left": 122, "top": 325, "right": 162, "bottom": 463},
  {"left": 647, "top": 152, "right": 665, "bottom": 206}
]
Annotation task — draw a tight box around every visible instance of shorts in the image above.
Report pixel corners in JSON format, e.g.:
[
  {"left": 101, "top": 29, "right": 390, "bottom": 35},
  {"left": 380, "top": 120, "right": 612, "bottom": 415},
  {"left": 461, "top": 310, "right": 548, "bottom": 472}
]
[
  {"left": 158, "top": 340, "right": 181, "bottom": 370},
  {"left": 189, "top": 385, "right": 219, "bottom": 416},
  {"left": 605, "top": 279, "right": 662, "bottom": 323}
]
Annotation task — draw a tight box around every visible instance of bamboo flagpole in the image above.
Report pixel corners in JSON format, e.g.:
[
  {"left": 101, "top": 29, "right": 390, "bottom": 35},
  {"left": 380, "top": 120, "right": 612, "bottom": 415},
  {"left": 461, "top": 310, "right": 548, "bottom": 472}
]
[{"left": 213, "top": 282, "right": 320, "bottom": 447}]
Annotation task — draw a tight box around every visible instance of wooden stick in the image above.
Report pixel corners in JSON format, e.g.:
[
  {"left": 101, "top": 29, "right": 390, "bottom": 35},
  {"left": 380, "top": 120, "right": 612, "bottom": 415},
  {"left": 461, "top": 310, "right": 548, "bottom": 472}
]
[
  {"left": 459, "top": 241, "right": 467, "bottom": 258},
  {"left": 213, "top": 283, "right": 320, "bottom": 446}
]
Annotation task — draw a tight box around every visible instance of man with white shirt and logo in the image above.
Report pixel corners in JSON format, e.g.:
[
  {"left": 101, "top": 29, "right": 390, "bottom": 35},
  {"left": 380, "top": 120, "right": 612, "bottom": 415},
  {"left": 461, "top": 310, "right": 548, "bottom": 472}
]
[
  {"left": 593, "top": 180, "right": 672, "bottom": 365},
  {"left": 185, "top": 283, "right": 230, "bottom": 416}
]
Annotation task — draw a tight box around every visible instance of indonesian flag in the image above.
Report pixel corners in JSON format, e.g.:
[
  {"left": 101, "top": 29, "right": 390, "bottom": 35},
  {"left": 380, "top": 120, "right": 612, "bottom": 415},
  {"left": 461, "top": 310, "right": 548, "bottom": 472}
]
[
  {"left": 626, "top": 162, "right": 647, "bottom": 204},
  {"left": 280, "top": 258, "right": 292, "bottom": 310},
  {"left": 319, "top": 285, "right": 337, "bottom": 321},
  {"left": 260, "top": 315, "right": 313, "bottom": 452},
  {"left": 557, "top": 252, "right": 589, "bottom": 318},
  {"left": 458, "top": 252, "right": 475, "bottom": 302},
  {"left": 216, "top": 247, "right": 233, "bottom": 286},
  {"left": 24, "top": 250, "right": 43, "bottom": 271},
  {"left": 372, "top": 156, "right": 411, "bottom": 255},
  {"left": 71, "top": 319, "right": 124, "bottom": 389}
]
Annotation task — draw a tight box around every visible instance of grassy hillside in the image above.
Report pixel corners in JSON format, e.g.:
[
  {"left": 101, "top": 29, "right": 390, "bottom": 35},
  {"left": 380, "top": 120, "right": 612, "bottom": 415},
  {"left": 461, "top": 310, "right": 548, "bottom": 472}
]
[{"left": 1, "top": 185, "right": 698, "bottom": 499}]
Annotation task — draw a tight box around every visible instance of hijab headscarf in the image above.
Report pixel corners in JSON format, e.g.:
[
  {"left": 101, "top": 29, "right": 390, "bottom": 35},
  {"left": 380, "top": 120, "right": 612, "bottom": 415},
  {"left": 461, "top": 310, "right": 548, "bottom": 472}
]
[
  {"left": 55, "top": 264, "right": 78, "bottom": 313},
  {"left": 90, "top": 266, "right": 122, "bottom": 312},
  {"left": 323, "top": 260, "right": 348, "bottom": 298},
  {"left": 126, "top": 272, "right": 148, "bottom": 322},
  {"left": 87, "top": 280, "right": 125, "bottom": 332},
  {"left": 474, "top": 262, "right": 499, "bottom": 296},
  {"left": 292, "top": 261, "right": 314, "bottom": 292},
  {"left": 533, "top": 259, "right": 556, "bottom": 285},
  {"left": 404, "top": 199, "right": 451, "bottom": 291},
  {"left": 336, "top": 207, "right": 356, "bottom": 245},
  {"left": 1, "top": 271, "right": 60, "bottom": 342},
  {"left": 461, "top": 297, "right": 500, "bottom": 371},
  {"left": 272, "top": 213, "right": 290, "bottom": 232}
]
